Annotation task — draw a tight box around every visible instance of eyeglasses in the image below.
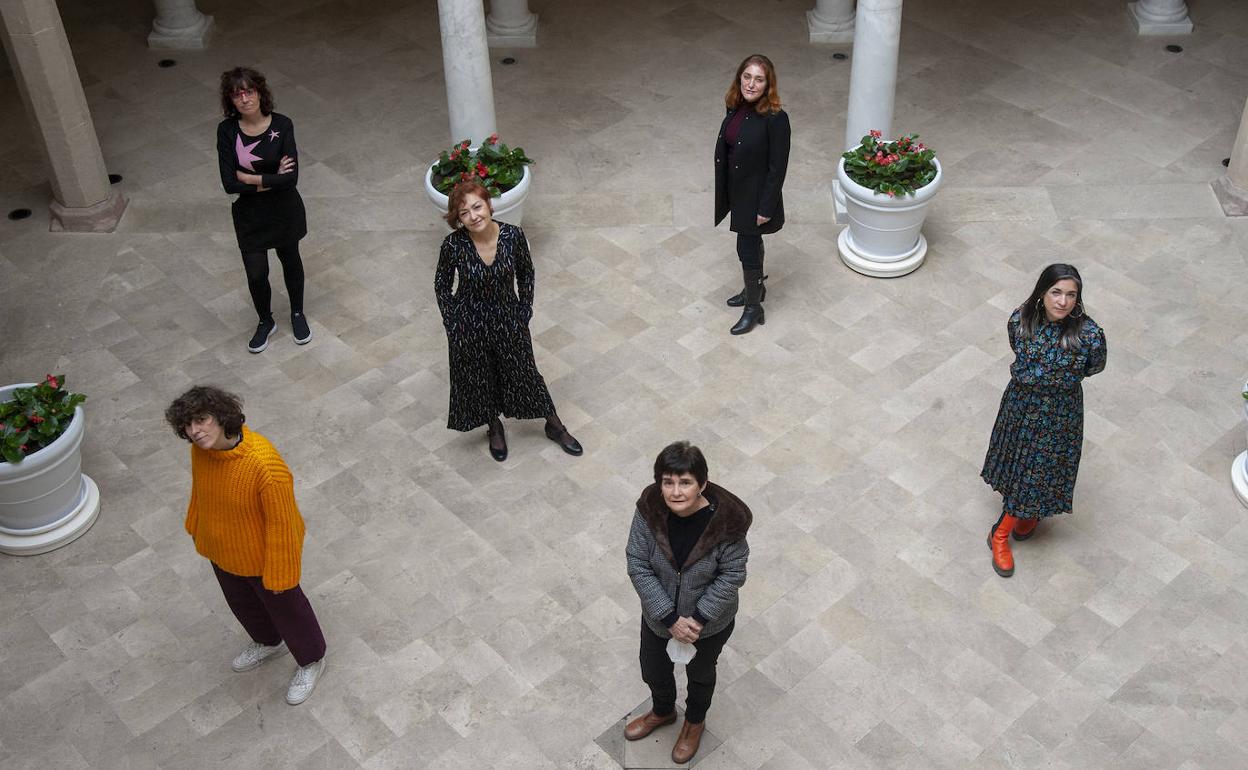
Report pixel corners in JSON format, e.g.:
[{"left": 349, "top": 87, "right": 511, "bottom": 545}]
[{"left": 231, "top": 87, "right": 257, "bottom": 100}]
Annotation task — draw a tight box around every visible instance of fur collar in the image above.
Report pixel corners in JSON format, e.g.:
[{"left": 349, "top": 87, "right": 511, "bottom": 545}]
[{"left": 635, "top": 481, "right": 753, "bottom": 570}]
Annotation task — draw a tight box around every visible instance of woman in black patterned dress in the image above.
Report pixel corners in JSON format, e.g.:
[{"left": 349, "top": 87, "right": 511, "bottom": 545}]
[
  {"left": 981, "top": 264, "right": 1107, "bottom": 578},
  {"left": 434, "top": 182, "right": 583, "bottom": 462}
]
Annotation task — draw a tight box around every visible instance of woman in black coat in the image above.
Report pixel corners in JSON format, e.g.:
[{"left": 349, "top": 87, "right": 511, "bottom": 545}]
[
  {"left": 216, "top": 67, "right": 310, "bottom": 354},
  {"left": 714, "top": 54, "right": 790, "bottom": 336}
]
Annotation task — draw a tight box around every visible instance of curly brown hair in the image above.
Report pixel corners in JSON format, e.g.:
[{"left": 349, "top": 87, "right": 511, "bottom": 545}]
[
  {"left": 219, "top": 67, "right": 274, "bottom": 119},
  {"left": 444, "top": 181, "right": 493, "bottom": 229},
  {"left": 165, "top": 386, "right": 245, "bottom": 441},
  {"left": 724, "top": 54, "right": 782, "bottom": 115}
]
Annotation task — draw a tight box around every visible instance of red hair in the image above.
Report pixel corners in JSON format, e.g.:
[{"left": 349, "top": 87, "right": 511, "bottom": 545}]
[
  {"left": 724, "top": 54, "right": 782, "bottom": 115},
  {"left": 444, "top": 181, "right": 493, "bottom": 228}
]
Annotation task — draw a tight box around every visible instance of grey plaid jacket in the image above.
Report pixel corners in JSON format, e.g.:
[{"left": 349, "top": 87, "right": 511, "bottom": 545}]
[{"left": 626, "top": 481, "right": 752, "bottom": 639}]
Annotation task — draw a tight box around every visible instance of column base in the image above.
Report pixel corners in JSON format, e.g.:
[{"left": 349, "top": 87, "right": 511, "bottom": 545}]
[
  {"left": 0, "top": 475, "right": 100, "bottom": 556},
  {"left": 1127, "top": 3, "right": 1192, "bottom": 35},
  {"left": 807, "top": 9, "right": 855, "bottom": 44},
  {"left": 1213, "top": 176, "right": 1248, "bottom": 217},
  {"left": 49, "top": 192, "right": 128, "bottom": 232},
  {"left": 148, "top": 14, "right": 215, "bottom": 49},
  {"left": 838, "top": 228, "right": 927, "bottom": 278},
  {"left": 487, "top": 14, "right": 538, "bottom": 48},
  {"left": 1232, "top": 451, "right": 1248, "bottom": 509}
]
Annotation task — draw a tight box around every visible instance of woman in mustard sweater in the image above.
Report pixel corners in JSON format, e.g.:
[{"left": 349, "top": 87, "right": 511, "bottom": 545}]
[{"left": 165, "top": 386, "right": 326, "bottom": 705}]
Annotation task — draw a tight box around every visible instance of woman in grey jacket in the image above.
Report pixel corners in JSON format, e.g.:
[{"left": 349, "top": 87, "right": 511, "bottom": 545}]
[{"left": 625, "top": 442, "right": 752, "bottom": 765}]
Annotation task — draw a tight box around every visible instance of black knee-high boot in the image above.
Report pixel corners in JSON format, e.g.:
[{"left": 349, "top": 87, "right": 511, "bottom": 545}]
[{"left": 730, "top": 270, "right": 766, "bottom": 335}]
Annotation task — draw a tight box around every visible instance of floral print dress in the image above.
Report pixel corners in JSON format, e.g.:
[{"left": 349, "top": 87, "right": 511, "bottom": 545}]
[
  {"left": 434, "top": 223, "right": 555, "bottom": 431},
  {"left": 981, "top": 309, "right": 1108, "bottom": 519}
]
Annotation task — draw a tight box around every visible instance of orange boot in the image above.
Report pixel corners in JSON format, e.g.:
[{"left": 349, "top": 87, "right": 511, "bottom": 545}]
[
  {"left": 1012, "top": 517, "right": 1038, "bottom": 541},
  {"left": 988, "top": 514, "right": 1017, "bottom": 577}
]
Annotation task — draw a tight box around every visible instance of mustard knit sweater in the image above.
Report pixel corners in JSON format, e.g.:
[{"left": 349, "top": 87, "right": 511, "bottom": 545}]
[{"left": 185, "top": 426, "right": 305, "bottom": 591}]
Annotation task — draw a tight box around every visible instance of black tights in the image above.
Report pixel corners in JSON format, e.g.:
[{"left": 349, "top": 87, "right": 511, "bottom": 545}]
[
  {"left": 241, "top": 244, "right": 304, "bottom": 321},
  {"left": 736, "top": 234, "right": 764, "bottom": 270}
]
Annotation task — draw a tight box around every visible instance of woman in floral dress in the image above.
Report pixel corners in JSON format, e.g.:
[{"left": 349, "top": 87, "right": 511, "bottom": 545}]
[
  {"left": 981, "top": 264, "right": 1107, "bottom": 577},
  {"left": 434, "top": 181, "right": 582, "bottom": 462}
]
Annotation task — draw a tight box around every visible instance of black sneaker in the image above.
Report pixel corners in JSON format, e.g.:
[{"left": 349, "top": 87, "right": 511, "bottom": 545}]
[
  {"left": 248, "top": 318, "right": 277, "bottom": 353},
  {"left": 291, "top": 312, "right": 312, "bottom": 345}
]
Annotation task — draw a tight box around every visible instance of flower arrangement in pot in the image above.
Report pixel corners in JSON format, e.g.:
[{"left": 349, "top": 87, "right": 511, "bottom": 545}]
[
  {"left": 0, "top": 375, "right": 100, "bottom": 555},
  {"left": 836, "top": 130, "right": 943, "bottom": 278},
  {"left": 424, "top": 133, "right": 534, "bottom": 225},
  {"left": 0, "top": 375, "right": 85, "bottom": 463}
]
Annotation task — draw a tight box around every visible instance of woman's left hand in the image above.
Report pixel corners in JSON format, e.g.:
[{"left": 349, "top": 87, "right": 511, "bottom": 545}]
[{"left": 756, "top": 214, "right": 770, "bottom": 226}]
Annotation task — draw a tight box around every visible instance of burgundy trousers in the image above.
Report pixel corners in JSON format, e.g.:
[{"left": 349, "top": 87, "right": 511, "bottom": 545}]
[{"left": 212, "top": 563, "right": 326, "bottom": 666}]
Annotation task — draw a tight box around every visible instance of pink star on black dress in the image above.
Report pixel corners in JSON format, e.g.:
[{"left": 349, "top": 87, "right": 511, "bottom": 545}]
[{"left": 268, "top": 129, "right": 280, "bottom": 141}]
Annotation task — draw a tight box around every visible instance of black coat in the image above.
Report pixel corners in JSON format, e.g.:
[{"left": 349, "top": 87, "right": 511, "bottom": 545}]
[{"left": 714, "top": 107, "right": 790, "bottom": 235}]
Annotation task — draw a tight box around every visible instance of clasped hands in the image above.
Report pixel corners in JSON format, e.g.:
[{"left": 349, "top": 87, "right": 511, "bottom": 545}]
[
  {"left": 669, "top": 615, "right": 702, "bottom": 644},
  {"left": 236, "top": 155, "right": 295, "bottom": 190}
]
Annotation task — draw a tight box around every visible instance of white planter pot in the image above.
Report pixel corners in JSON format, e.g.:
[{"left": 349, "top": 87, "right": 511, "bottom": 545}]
[
  {"left": 424, "top": 164, "right": 531, "bottom": 229},
  {"left": 0, "top": 383, "right": 100, "bottom": 555},
  {"left": 837, "top": 156, "right": 943, "bottom": 278},
  {"left": 1233, "top": 381, "right": 1248, "bottom": 509}
]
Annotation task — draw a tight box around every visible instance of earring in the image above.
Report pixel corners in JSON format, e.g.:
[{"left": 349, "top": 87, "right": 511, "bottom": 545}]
[{"left": 1035, "top": 297, "right": 1044, "bottom": 310}]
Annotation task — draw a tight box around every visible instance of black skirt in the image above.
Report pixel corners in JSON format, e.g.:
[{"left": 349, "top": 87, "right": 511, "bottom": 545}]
[{"left": 231, "top": 188, "right": 307, "bottom": 253}]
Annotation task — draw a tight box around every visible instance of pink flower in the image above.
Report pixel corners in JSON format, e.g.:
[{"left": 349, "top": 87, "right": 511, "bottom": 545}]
[
  {"left": 29, "top": 415, "right": 45, "bottom": 424},
  {"left": 486, "top": 133, "right": 499, "bottom": 145},
  {"left": 869, "top": 129, "right": 882, "bottom": 138},
  {"left": 886, "top": 191, "right": 896, "bottom": 197},
  {"left": 45, "top": 375, "right": 59, "bottom": 388}
]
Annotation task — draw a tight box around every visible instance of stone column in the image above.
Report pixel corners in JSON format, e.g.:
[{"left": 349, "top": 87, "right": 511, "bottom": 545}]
[
  {"left": 0, "top": 0, "right": 127, "bottom": 232},
  {"left": 833, "top": 0, "right": 901, "bottom": 219},
  {"left": 487, "top": 0, "right": 537, "bottom": 48},
  {"left": 1213, "top": 96, "right": 1248, "bottom": 217},
  {"left": 843, "top": 0, "right": 901, "bottom": 152},
  {"left": 808, "top": 0, "right": 855, "bottom": 44},
  {"left": 438, "top": 0, "right": 498, "bottom": 144},
  {"left": 148, "top": 0, "right": 214, "bottom": 49},
  {"left": 1128, "top": 0, "right": 1192, "bottom": 35}
]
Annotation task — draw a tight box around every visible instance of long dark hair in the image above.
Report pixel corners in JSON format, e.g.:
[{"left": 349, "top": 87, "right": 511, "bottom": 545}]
[
  {"left": 1018, "top": 263, "right": 1086, "bottom": 350},
  {"left": 724, "top": 54, "right": 782, "bottom": 115}
]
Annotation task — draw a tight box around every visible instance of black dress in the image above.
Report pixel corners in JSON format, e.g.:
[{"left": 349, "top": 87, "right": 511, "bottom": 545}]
[
  {"left": 981, "top": 309, "right": 1108, "bottom": 518},
  {"left": 434, "top": 223, "right": 556, "bottom": 431},
  {"left": 216, "top": 113, "right": 307, "bottom": 253}
]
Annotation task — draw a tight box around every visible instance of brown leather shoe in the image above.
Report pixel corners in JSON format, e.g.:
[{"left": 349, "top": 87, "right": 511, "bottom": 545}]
[
  {"left": 624, "top": 709, "right": 676, "bottom": 741},
  {"left": 671, "top": 719, "right": 705, "bottom": 764}
]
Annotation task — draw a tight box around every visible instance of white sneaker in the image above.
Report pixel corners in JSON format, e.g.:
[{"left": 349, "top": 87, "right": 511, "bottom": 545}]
[
  {"left": 285, "top": 658, "right": 325, "bottom": 705},
  {"left": 231, "top": 641, "right": 288, "bottom": 672}
]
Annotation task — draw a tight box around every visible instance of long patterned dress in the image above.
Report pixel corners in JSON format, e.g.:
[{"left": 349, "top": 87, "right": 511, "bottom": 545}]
[
  {"left": 981, "top": 308, "right": 1108, "bottom": 519},
  {"left": 434, "top": 222, "right": 556, "bottom": 431}
]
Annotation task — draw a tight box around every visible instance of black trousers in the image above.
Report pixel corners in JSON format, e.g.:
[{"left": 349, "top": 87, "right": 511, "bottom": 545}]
[
  {"left": 639, "top": 618, "right": 735, "bottom": 724},
  {"left": 735, "top": 234, "right": 764, "bottom": 270},
  {"left": 241, "top": 243, "right": 304, "bottom": 321}
]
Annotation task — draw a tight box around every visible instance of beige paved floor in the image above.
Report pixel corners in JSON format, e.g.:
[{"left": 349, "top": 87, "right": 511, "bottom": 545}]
[{"left": 2, "top": 0, "right": 1248, "bottom": 767}]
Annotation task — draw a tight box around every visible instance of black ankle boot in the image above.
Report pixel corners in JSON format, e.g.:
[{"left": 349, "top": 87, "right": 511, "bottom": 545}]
[
  {"left": 726, "top": 273, "right": 767, "bottom": 307},
  {"left": 730, "top": 270, "right": 766, "bottom": 335}
]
